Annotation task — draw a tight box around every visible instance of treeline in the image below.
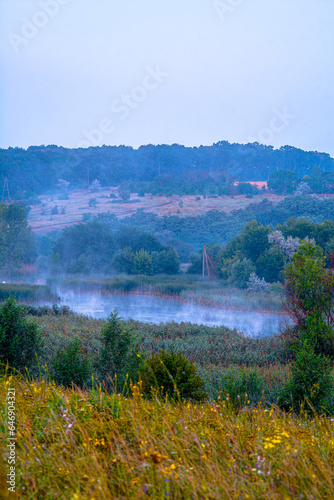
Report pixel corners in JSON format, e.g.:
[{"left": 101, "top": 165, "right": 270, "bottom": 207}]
[
  {"left": 51, "top": 223, "right": 180, "bottom": 275},
  {"left": 1, "top": 142, "right": 333, "bottom": 198},
  {"left": 188, "top": 218, "right": 334, "bottom": 288},
  {"left": 83, "top": 194, "right": 334, "bottom": 249}
]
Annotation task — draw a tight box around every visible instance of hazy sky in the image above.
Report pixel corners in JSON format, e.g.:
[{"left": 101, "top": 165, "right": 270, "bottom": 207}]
[{"left": 1, "top": 0, "right": 333, "bottom": 155}]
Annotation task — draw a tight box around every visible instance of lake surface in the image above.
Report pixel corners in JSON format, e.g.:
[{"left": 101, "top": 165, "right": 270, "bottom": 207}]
[{"left": 55, "top": 290, "right": 288, "bottom": 336}]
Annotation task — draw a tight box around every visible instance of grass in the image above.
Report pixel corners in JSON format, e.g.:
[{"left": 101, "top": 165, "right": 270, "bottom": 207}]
[
  {"left": 0, "top": 284, "right": 58, "bottom": 303},
  {"left": 1, "top": 373, "right": 334, "bottom": 499},
  {"left": 27, "top": 314, "right": 289, "bottom": 402}
]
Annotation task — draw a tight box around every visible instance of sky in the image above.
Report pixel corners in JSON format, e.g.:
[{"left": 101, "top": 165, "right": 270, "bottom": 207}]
[{"left": 0, "top": 0, "right": 333, "bottom": 155}]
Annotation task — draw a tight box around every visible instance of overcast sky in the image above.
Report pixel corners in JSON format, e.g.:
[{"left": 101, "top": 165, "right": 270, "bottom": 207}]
[{"left": 1, "top": 0, "right": 333, "bottom": 155}]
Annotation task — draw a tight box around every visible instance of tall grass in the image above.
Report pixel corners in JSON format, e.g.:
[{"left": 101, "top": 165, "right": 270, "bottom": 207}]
[
  {"left": 31, "top": 315, "right": 288, "bottom": 400},
  {"left": 1, "top": 373, "right": 334, "bottom": 499},
  {"left": 0, "top": 284, "right": 58, "bottom": 303}
]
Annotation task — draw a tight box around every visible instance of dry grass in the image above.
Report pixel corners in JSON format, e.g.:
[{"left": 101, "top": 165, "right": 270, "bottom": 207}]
[
  {"left": 28, "top": 189, "right": 284, "bottom": 233},
  {"left": 1, "top": 374, "right": 334, "bottom": 499}
]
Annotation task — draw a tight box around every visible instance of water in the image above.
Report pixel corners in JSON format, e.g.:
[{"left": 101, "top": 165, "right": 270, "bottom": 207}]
[{"left": 55, "top": 290, "right": 288, "bottom": 336}]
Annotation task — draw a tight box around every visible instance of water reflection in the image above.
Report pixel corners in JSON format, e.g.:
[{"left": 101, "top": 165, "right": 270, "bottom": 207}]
[{"left": 56, "top": 290, "right": 289, "bottom": 337}]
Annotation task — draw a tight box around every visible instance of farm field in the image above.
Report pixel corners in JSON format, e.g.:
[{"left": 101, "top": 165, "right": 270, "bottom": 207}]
[{"left": 27, "top": 188, "right": 284, "bottom": 233}]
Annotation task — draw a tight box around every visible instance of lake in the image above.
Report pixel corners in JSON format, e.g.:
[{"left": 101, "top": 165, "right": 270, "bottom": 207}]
[{"left": 55, "top": 290, "right": 288, "bottom": 336}]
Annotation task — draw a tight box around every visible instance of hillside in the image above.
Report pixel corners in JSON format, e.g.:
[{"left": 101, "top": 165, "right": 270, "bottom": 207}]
[
  {"left": 1, "top": 142, "right": 333, "bottom": 199},
  {"left": 28, "top": 188, "right": 284, "bottom": 233}
]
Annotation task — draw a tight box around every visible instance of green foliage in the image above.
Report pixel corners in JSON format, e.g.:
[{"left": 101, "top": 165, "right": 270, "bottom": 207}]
[
  {"left": 139, "top": 349, "right": 207, "bottom": 402},
  {"left": 0, "top": 203, "right": 37, "bottom": 278},
  {"left": 151, "top": 247, "right": 180, "bottom": 274},
  {"left": 0, "top": 298, "right": 42, "bottom": 371},
  {"left": 51, "top": 336, "right": 90, "bottom": 388},
  {"left": 221, "top": 368, "right": 264, "bottom": 410},
  {"left": 278, "top": 341, "right": 333, "bottom": 413},
  {"left": 256, "top": 247, "right": 286, "bottom": 282},
  {"left": 221, "top": 256, "right": 256, "bottom": 288},
  {"left": 0, "top": 284, "right": 57, "bottom": 302},
  {"left": 99, "top": 310, "right": 140, "bottom": 388},
  {"left": 133, "top": 250, "right": 153, "bottom": 275},
  {"left": 119, "top": 189, "right": 131, "bottom": 201},
  {"left": 279, "top": 242, "right": 334, "bottom": 413},
  {"left": 268, "top": 169, "right": 299, "bottom": 194}
]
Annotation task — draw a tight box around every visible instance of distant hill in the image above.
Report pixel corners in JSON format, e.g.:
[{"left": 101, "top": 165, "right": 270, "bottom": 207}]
[{"left": 1, "top": 142, "right": 333, "bottom": 198}]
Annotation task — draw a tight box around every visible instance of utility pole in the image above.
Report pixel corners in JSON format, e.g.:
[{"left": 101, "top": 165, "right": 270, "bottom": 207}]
[
  {"left": 1, "top": 178, "right": 11, "bottom": 202},
  {"left": 202, "top": 245, "right": 217, "bottom": 279}
]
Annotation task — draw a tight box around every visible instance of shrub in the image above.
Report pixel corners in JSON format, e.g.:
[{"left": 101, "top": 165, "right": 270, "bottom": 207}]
[
  {"left": 0, "top": 298, "right": 42, "bottom": 371},
  {"left": 139, "top": 349, "right": 207, "bottom": 402},
  {"left": 221, "top": 368, "right": 264, "bottom": 410},
  {"left": 99, "top": 310, "right": 140, "bottom": 388},
  {"left": 51, "top": 336, "right": 90, "bottom": 388},
  {"left": 278, "top": 340, "right": 333, "bottom": 413}
]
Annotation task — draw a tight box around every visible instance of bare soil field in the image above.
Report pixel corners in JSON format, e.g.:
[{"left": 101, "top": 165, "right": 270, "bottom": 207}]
[{"left": 28, "top": 188, "right": 284, "bottom": 233}]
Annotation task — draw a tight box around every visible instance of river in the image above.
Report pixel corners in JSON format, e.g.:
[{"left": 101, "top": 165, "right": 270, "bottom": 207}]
[{"left": 55, "top": 290, "right": 288, "bottom": 336}]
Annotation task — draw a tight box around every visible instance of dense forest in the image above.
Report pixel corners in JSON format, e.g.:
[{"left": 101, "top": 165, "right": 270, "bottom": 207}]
[{"left": 1, "top": 142, "right": 334, "bottom": 198}]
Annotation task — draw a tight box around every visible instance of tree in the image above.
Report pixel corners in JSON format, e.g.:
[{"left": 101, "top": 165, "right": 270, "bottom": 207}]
[
  {"left": 282, "top": 241, "right": 334, "bottom": 357},
  {"left": 111, "top": 247, "right": 135, "bottom": 274},
  {"left": 119, "top": 190, "right": 131, "bottom": 201},
  {"left": 133, "top": 250, "right": 153, "bottom": 275},
  {"left": 279, "top": 241, "right": 334, "bottom": 413},
  {"left": 152, "top": 247, "right": 180, "bottom": 274},
  {"left": 268, "top": 169, "right": 299, "bottom": 194},
  {"left": 0, "top": 203, "right": 37, "bottom": 279},
  {"left": 0, "top": 298, "right": 42, "bottom": 371},
  {"left": 99, "top": 310, "right": 140, "bottom": 388},
  {"left": 256, "top": 247, "right": 285, "bottom": 282},
  {"left": 237, "top": 221, "right": 271, "bottom": 262}
]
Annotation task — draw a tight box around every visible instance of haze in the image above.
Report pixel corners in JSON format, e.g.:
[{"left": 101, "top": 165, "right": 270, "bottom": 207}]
[{"left": 1, "top": 0, "right": 333, "bottom": 155}]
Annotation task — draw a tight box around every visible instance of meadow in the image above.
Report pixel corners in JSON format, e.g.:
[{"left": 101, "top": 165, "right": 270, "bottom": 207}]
[{"left": 1, "top": 372, "right": 334, "bottom": 499}]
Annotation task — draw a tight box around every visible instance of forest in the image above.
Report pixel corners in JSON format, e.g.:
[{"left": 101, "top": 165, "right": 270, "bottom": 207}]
[{"left": 1, "top": 142, "right": 334, "bottom": 199}]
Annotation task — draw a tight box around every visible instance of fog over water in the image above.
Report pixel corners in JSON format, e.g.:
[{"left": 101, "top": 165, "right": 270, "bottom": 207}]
[{"left": 54, "top": 291, "right": 288, "bottom": 337}]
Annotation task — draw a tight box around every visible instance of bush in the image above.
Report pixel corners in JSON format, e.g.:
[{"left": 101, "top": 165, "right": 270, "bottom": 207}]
[
  {"left": 278, "top": 341, "right": 333, "bottom": 413},
  {"left": 99, "top": 310, "right": 140, "bottom": 388},
  {"left": 221, "top": 368, "right": 264, "bottom": 410},
  {"left": 139, "top": 349, "right": 207, "bottom": 402},
  {"left": 51, "top": 336, "right": 90, "bottom": 388},
  {"left": 0, "top": 298, "right": 42, "bottom": 371}
]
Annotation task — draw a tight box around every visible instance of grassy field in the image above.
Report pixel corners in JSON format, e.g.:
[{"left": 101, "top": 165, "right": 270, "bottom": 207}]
[
  {"left": 28, "top": 188, "right": 284, "bottom": 233},
  {"left": 1, "top": 373, "right": 334, "bottom": 499}
]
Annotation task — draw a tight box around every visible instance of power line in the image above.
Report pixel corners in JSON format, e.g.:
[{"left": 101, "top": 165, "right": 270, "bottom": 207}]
[{"left": 1, "top": 178, "right": 11, "bottom": 202}]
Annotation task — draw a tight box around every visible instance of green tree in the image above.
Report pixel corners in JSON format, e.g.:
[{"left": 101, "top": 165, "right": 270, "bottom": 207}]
[
  {"left": 99, "top": 310, "right": 140, "bottom": 388},
  {"left": 283, "top": 241, "right": 334, "bottom": 356},
  {"left": 51, "top": 336, "right": 90, "bottom": 388},
  {"left": 0, "top": 203, "right": 37, "bottom": 279},
  {"left": 0, "top": 298, "right": 42, "bottom": 371},
  {"left": 133, "top": 250, "right": 153, "bottom": 275},
  {"left": 152, "top": 247, "right": 180, "bottom": 274},
  {"left": 279, "top": 242, "right": 334, "bottom": 413},
  {"left": 256, "top": 247, "right": 286, "bottom": 282},
  {"left": 268, "top": 169, "right": 299, "bottom": 194}
]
